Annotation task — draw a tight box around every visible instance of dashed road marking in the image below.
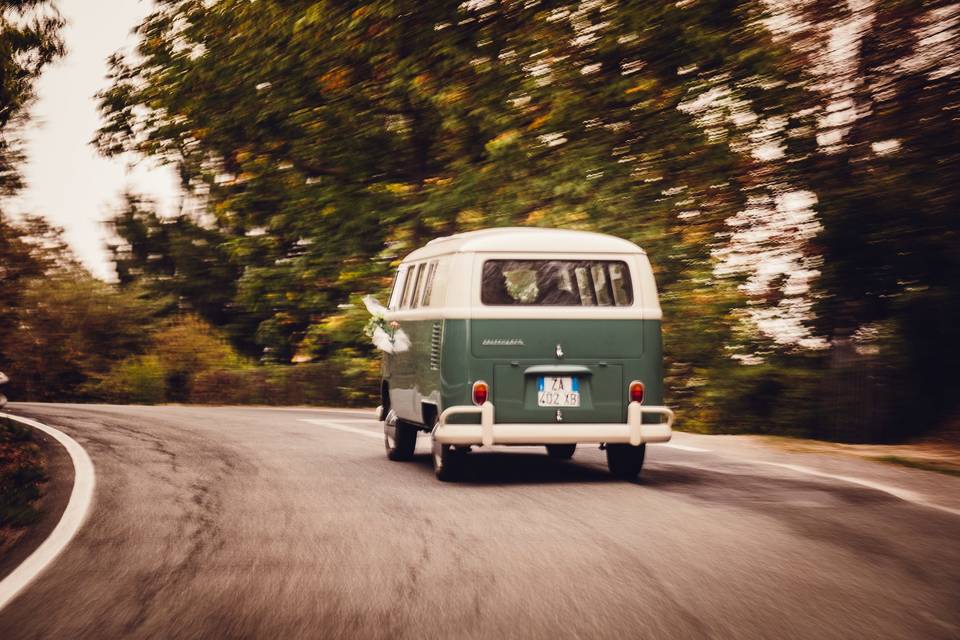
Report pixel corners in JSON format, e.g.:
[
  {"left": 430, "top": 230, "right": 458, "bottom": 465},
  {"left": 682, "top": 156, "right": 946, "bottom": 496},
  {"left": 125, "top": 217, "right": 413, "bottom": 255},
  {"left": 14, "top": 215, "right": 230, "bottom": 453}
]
[{"left": 0, "top": 413, "right": 96, "bottom": 611}]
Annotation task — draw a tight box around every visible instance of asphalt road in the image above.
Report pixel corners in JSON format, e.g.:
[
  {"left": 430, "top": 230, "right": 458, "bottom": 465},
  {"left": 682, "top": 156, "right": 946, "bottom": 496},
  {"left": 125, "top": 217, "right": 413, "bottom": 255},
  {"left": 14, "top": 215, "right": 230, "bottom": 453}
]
[{"left": 1, "top": 404, "right": 959, "bottom": 639}]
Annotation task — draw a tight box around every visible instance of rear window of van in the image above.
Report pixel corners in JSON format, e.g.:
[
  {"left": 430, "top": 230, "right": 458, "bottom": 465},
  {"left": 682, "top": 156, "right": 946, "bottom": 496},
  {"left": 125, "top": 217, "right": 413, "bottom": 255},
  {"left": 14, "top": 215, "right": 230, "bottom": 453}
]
[{"left": 481, "top": 260, "right": 633, "bottom": 306}]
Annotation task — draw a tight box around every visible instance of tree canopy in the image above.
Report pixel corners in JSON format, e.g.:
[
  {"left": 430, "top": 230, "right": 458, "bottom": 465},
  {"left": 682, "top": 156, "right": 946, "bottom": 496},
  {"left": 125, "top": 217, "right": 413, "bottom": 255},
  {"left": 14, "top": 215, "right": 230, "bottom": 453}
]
[
  {"left": 0, "top": 0, "right": 64, "bottom": 195},
  {"left": 91, "top": 0, "right": 960, "bottom": 440},
  {"left": 0, "top": 0, "right": 952, "bottom": 440}
]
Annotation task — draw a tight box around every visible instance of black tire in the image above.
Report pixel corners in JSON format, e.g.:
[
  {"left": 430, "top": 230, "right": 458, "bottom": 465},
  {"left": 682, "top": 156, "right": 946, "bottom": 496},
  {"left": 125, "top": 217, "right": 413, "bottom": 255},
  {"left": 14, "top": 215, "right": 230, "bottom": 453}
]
[
  {"left": 384, "top": 410, "right": 418, "bottom": 461},
  {"left": 432, "top": 436, "right": 465, "bottom": 481},
  {"left": 546, "top": 444, "right": 576, "bottom": 460},
  {"left": 606, "top": 443, "right": 646, "bottom": 480}
]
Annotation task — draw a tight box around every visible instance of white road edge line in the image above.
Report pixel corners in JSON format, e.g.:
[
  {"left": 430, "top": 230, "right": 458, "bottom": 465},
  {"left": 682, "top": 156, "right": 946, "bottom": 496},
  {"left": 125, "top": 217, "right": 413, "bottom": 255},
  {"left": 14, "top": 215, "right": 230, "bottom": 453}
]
[
  {"left": 662, "top": 443, "right": 711, "bottom": 452},
  {"left": 245, "top": 407, "right": 377, "bottom": 416},
  {"left": 300, "top": 417, "right": 960, "bottom": 518},
  {"left": 299, "top": 419, "right": 383, "bottom": 439},
  {"left": 753, "top": 461, "right": 960, "bottom": 518},
  {"left": 0, "top": 413, "right": 96, "bottom": 611}
]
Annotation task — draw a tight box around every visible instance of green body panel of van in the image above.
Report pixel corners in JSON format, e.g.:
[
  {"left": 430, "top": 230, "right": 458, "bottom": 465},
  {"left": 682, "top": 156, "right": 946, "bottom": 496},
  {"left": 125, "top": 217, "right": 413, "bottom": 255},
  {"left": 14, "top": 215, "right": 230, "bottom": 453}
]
[
  {"left": 385, "top": 318, "right": 664, "bottom": 428},
  {"left": 384, "top": 318, "right": 443, "bottom": 422}
]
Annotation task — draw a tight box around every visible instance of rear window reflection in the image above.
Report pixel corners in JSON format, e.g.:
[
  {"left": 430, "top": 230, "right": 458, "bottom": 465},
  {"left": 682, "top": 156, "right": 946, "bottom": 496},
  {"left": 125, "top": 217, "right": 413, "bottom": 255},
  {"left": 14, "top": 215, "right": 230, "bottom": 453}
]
[{"left": 481, "top": 260, "right": 634, "bottom": 306}]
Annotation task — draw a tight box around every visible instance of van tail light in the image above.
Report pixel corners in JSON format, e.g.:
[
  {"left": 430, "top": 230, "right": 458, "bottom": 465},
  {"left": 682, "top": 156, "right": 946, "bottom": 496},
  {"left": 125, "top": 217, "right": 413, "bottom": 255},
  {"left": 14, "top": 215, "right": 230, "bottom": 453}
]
[
  {"left": 472, "top": 380, "right": 489, "bottom": 406},
  {"left": 629, "top": 380, "right": 645, "bottom": 404}
]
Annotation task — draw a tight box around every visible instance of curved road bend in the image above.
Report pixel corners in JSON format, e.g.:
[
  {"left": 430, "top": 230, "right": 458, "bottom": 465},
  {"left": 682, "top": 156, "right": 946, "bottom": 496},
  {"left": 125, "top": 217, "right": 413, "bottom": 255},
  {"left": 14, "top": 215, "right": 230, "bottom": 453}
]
[{"left": 1, "top": 403, "right": 958, "bottom": 639}]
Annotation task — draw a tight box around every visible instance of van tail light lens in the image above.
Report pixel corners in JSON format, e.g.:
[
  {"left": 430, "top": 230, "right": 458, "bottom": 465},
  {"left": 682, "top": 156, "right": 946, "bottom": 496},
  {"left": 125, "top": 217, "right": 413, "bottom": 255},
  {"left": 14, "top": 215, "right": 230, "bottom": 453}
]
[
  {"left": 629, "top": 380, "right": 645, "bottom": 404},
  {"left": 473, "top": 380, "right": 489, "bottom": 406}
]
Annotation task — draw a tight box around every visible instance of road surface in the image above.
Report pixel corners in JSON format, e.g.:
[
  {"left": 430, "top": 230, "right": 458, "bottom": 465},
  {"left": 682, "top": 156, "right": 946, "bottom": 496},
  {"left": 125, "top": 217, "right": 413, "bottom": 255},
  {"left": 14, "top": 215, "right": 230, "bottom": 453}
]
[{"left": 1, "top": 404, "right": 958, "bottom": 639}]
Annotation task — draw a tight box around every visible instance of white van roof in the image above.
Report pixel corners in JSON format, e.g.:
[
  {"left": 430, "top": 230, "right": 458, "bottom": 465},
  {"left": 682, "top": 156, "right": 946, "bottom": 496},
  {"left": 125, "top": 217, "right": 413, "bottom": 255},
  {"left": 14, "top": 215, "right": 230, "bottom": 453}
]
[{"left": 404, "top": 227, "right": 645, "bottom": 262}]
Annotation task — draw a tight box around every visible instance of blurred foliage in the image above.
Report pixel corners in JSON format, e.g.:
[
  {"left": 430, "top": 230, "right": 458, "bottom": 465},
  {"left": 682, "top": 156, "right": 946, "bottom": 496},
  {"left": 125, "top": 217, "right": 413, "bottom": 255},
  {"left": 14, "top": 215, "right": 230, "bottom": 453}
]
[
  {"left": 1, "top": 261, "right": 159, "bottom": 402},
  {"left": 94, "top": 0, "right": 812, "bottom": 419},
  {"left": 1, "top": 0, "right": 65, "bottom": 366},
  {"left": 0, "top": 215, "right": 157, "bottom": 401},
  {"left": 90, "top": 355, "right": 168, "bottom": 406},
  {"left": 149, "top": 316, "right": 249, "bottom": 400},
  {"left": 89, "top": 315, "right": 249, "bottom": 403},
  {"left": 0, "top": 417, "right": 46, "bottom": 531},
  {"left": 0, "top": 0, "right": 64, "bottom": 196},
  {"left": 88, "top": 0, "right": 960, "bottom": 441},
  {"left": 191, "top": 360, "right": 378, "bottom": 407},
  {"left": 0, "top": 0, "right": 955, "bottom": 442},
  {"left": 798, "top": 0, "right": 960, "bottom": 440}
]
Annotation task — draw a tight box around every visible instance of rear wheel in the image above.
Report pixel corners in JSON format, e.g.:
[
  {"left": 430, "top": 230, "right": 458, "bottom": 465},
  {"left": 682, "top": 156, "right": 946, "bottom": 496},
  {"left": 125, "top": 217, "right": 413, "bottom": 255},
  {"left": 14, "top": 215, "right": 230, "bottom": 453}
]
[
  {"left": 546, "top": 444, "right": 576, "bottom": 460},
  {"left": 606, "top": 443, "right": 646, "bottom": 480},
  {"left": 432, "top": 436, "right": 465, "bottom": 481},
  {"left": 384, "top": 410, "right": 418, "bottom": 461}
]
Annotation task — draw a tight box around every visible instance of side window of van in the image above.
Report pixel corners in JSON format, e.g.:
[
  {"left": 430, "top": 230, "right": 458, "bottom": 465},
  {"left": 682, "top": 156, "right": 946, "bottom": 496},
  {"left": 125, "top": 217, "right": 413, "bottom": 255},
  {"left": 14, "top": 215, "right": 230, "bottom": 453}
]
[
  {"left": 389, "top": 266, "right": 407, "bottom": 310},
  {"left": 408, "top": 263, "right": 425, "bottom": 309},
  {"left": 609, "top": 263, "right": 631, "bottom": 306},
  {"left": 591, "top": 264, "right": 613, "bottom": 306},
  {"left": 574, "top": 267, "right": 595, "bottom": 305},
  {"left": 400, "top": 264, "right": 418, "bottom": 308},
  {"left": 428, "top": 258, "right": 450, "bottom": 307},
  {"left": 481, "top": 260, "right": 634, "bottom": 306},
  {"left": 421, "top": 261, "right": 438, "bottom": 306}
]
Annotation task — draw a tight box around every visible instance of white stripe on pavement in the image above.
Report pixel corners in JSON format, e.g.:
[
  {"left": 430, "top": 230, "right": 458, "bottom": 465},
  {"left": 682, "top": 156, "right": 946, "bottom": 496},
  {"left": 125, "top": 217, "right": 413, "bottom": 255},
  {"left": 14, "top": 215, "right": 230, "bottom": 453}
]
[
  {"left": 662, "top": 443, "right": 711, "bottom": 452},
  {"left": 0, "top": 413, "right": 96, "bottom": 612},
  {"left": 754, "top": 461, "right": 960, "bottom": 518},
  {"left": 299, "top": 419, "right": 383, "bottom": 439},
  {"left": 298, "top": 416, "right": 959, "bottom": 518}
]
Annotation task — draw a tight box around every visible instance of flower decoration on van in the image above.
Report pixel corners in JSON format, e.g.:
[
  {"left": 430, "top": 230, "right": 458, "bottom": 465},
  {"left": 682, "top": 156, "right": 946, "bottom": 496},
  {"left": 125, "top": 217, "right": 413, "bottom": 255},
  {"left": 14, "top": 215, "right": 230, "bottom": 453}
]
[{"left": 362, "top": 295, "right": 410, "bottom": 354}]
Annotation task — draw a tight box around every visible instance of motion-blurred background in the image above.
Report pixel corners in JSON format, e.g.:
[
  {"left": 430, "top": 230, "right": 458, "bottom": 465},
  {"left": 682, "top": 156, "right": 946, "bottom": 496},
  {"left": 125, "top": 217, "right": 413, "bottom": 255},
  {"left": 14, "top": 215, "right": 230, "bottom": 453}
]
[{"left": 1, "top": 0, "right": 957, "bottom": 444}]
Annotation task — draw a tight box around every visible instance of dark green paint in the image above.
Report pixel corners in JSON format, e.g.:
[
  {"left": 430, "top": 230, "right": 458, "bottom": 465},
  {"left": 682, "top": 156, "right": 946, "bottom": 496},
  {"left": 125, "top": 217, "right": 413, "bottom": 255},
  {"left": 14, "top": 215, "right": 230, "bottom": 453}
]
[{"left": 385, "top": 318, "right": 664, "bottom": 427}]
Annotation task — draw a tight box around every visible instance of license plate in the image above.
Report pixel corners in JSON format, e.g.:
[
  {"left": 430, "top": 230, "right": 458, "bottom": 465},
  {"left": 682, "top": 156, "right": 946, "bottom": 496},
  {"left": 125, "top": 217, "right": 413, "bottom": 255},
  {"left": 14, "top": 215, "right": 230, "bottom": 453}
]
[{"left": 537, "top": 376, "right": 580, "bottom": 407}]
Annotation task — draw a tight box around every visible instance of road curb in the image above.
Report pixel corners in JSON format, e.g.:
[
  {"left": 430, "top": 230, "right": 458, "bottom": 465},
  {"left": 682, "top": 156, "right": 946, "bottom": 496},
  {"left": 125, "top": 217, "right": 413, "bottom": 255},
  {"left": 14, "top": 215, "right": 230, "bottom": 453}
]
[{"left": 0, "top": 413, "right": 96, "bottom": 611}]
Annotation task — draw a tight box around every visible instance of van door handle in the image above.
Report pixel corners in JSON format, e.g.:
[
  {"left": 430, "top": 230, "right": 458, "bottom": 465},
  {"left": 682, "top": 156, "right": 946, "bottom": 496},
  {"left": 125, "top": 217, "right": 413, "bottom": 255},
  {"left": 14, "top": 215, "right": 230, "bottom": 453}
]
[{"left": 523, "top": 365, "right": 593, "bottom": 376}]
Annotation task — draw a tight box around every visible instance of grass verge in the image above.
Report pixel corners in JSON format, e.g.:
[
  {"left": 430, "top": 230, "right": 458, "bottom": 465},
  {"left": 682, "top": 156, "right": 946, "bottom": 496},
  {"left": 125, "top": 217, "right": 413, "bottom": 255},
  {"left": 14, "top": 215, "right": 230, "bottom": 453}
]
[{"left": 0, "top": 416, "right": 47, "bottom": 550}]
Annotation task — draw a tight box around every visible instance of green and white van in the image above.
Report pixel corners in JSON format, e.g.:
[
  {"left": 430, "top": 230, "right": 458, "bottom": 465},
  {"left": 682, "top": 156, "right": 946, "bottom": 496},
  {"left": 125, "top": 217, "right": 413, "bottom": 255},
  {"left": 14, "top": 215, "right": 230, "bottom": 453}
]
[{"left": 376, "top": 227, "right": 674, "bottom": 481}]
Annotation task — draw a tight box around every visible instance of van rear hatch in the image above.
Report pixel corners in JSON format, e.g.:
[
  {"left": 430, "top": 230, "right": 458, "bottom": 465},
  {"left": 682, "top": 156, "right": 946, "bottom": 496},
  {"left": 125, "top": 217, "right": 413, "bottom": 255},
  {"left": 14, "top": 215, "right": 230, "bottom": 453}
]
[{"left": 472, "top": 319, "right": 641, "bottom": 424}]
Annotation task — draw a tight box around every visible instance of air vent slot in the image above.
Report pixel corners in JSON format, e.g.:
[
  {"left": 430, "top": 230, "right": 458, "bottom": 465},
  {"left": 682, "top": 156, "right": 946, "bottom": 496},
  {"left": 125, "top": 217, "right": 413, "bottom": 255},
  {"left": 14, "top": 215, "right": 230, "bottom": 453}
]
[{"left": 430, "top": 321, "right": 442, "bottom": 370}]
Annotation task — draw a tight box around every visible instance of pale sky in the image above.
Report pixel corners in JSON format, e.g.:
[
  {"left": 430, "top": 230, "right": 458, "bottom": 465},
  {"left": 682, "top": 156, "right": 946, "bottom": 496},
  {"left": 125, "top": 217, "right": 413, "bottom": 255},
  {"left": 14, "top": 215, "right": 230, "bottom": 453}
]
[{"left": 14, "top": 0, "right": 181, "bottom": 280}]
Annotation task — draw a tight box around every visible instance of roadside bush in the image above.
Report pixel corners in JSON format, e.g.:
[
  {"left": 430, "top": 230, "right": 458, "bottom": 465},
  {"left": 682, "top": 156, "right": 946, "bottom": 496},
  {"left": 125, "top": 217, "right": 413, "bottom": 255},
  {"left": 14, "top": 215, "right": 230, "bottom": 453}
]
[
  {"left": 92, "top": 355, "right": 167, "bottom": 404},
  {"left": 190, "top": 359, "right": 378, "bottom": 407},
  {"left": 2, "top": 274, "right": 158, "bottom": 402},
  {"left": 86, "top": 315, "right": 250, "bottom": 404},
  {"left": 704, "top": 357, "right": 823, "bottom": 439},
  {"left": 150, "top": 316, "right": 249, "bottom": 401},
  {"left": 0, "top": 417, "right": 46, "bottom": 532}
]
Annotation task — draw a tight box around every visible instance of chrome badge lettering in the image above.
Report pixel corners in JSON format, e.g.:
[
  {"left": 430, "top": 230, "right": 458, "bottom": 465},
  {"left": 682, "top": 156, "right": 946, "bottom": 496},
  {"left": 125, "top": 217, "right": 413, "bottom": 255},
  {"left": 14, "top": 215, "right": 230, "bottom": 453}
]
[{"left": 481, "top": 338, "right": 525, "bottom": 346}]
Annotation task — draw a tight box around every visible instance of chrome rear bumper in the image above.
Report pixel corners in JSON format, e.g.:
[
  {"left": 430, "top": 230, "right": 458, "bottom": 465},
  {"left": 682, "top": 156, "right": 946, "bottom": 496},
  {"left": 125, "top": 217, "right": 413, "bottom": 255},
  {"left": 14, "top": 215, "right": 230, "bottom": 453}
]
[{"left": 434, "top": 401, "right": 673, "bottom": 447}]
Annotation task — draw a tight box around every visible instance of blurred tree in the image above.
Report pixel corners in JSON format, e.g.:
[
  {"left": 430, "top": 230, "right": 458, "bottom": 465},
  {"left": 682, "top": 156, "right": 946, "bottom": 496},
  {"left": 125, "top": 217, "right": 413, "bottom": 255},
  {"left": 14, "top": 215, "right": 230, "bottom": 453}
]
[
  {"left": 0, "top": 216, "right": 85, "bottom": 382},
  {"left": 0, "top": 0, "right": 64, "bottom": 195},
  {"left": 1, "top": 0, "right": 66, "bottom": 381},
  {"left": 89, "top": 315, "right": 247, "bottom": 403},
  {"left": 96, "top": 1, "right": 802, "bottom": 371},
  {"left": 94, "top": 0, "right": 958, "bottom": 439},
  {"left": 106, "top": 193, "right": 257, "bottom": 353},
  {"left": 0, "top": 216, "right": 44, "bottom": 343},
  {"left": 4, "top": 268, "right": 159, "bottom": 401},
  {"left": 148, "top": 315, "right": 247, "bottom": 401},
  {"left": 778, "top": 0, "right": 960, "bottom": 440}
]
